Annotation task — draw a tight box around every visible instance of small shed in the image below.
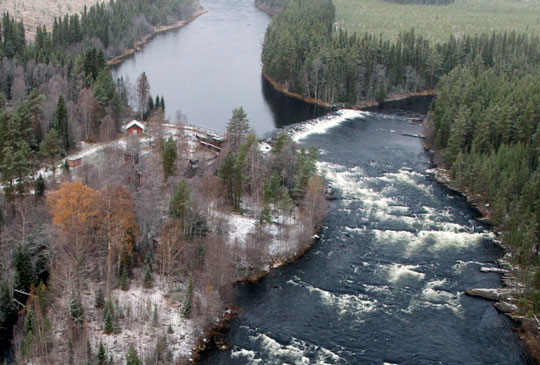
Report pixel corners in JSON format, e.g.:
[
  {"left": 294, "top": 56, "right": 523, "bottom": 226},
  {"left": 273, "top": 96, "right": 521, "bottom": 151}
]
[
  {"left": 67, "top": 158, "right": 82, "bottom": 168},
  {"left": 124, "top": 153, "right": 139, "bottom": 165},
  {"left": 125, "top": 120, "right": 145, "bottom": 136}
]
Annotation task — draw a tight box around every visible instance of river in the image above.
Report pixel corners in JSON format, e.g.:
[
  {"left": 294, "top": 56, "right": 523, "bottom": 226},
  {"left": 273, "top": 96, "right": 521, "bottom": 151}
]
[
  {"left": 112, "top": 0, "right": 325, "bottom": 136},
  {"left": 200, "top": 106, "right": 532, "bottom": 364},
  {"left": 113, "top": 0, "right": 532, "bottom": 363}
]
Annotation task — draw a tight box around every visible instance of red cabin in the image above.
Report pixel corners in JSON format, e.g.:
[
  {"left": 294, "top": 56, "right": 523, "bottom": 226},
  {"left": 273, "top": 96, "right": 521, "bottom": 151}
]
[
  {"left": 125, "top": 120, "right": 145, "bottom": 136},
  {"left": 67, "top": 158, "right": 82, "bottom": 168}
]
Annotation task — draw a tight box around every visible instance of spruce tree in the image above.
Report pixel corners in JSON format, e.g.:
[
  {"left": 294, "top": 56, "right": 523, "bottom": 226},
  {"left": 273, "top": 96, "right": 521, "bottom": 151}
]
[
  {"left": 162, "top": 136, "right": 177, "bottom": 180},
  {"left": 69, "top": 295, "right": 84, "bottom": 325},
  {"left": 53, "top": 95, "right": 71, "bottom": 152},
  {"left": 126, "top": 345, "right": 140, "bottom": 365},
  {"left": 226, "top": 107, "right": 250, "bottom": 152},
  {"left": 182, "top": 276, "right": 193, "bottom": 319},
  {"left": 97, "top": 341, "right": 106, "bottom": 365},
  {"left": 218, "top": 151, "right": 235, "bottom": 201},
  {"left": 272, "top": 131, "right": 292, "bottom": 154},
  {"left": 278, "top": 188, "right": 295, "bottom": 217},
  {"left": 34, "top": 174, "right": 45, "bottom": 197},
  {"left": 169, "top": 179, "right": 191, "bottom": 223},
  {"left": 143, "top": 254, "right": 153, "bottom": 289},
  {"left": 104, "top": 305, "right": 114, "bottom": 334},
  {"left": 120, "top": 266, "right": 129, "bottom": 291},
  {"left": 13, "top": 245, "right": 34, "bottom": 304}
]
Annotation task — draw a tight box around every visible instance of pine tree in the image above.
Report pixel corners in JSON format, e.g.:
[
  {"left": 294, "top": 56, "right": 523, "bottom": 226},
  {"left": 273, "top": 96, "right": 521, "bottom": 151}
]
[
  {"left": 104, "top": 304, "right": 114, "bottom": 334},
  {"left": 162, "top": 136, "right": 177, "bottom": 180},
  {"left": 26, "top": 88, "right": 46, "bottom": 147},
  {"left": 97, "top": 341, "right": 106, "bottom": 365},
  {"left": 218, "top": 150, "right": 235, "bottom": 201},
  {"left": 13, "top": 245, "right": 34, "bottom": 304},
  {"left": 53, "top": 95, "right": 71, "bottom": 151},
  {"left": 226, "top": 107, "right": 250, "bottom": 152},
  {"left": 258, "top": 203, "right": 272, "bottom": 226},
  {"left": 169, "top": 179, "right": 191, "bottom": 224},
  {"left": 34, "top": 174, "right": 45, "bottom": 197},
  {"left": 278, "top": 188, "right": 295, "bottom": 217},
  {"left": 272, "top": 131, "right": 292, "bottom": 154},
  {"left": 182, "top": 276, "right": 193, "bottom": 319},
  {"left": 143, "top": 254, "right": 153, "bottom": 289},
  {"left": 69, "top": 295, "right": 84, "bottom": 325},
  {"left": 126, "top": 345, "right": 140, "bottom": 365},
  {"left": 137, "top": 72, "right": 150, "bottom": 120},
  {"left": 120, "top": 266, "right": 129, "bottom": 291}
]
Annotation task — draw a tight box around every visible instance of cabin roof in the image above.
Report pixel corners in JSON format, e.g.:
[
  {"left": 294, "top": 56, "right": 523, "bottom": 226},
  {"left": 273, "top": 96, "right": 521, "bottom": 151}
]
[{"left": 125, "top": 120, "right": 145, "bottom": 131}]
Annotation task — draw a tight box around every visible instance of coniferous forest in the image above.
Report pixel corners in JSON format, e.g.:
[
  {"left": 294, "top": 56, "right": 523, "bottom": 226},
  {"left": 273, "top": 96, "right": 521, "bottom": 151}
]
[
  {"left": 2, "top": 0, "right": 540, "bottom": 361},
  {"left": 261, "top": 0, "right": 540, "bottom": 320},
  {"left": 261, "top": 0, "right": 540, "bottom": 105}
]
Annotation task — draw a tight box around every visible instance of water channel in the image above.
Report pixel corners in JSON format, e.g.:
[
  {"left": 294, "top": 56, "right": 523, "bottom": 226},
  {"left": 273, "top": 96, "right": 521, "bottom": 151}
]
[
  {"left": 112, "top": 0, "right": 326, "bottom": 136},
  {"left": 115, "top": 0, "right": 532, "bottom": 363}
]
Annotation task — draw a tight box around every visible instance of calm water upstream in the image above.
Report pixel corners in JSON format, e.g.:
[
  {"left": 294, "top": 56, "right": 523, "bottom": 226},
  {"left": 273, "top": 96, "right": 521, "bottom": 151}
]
[
  {"left": 112, "top": 0, "right": 325, "bottom": 135},
  {"left": 114, "top": 0, "right": 532, "bottom": 363}
]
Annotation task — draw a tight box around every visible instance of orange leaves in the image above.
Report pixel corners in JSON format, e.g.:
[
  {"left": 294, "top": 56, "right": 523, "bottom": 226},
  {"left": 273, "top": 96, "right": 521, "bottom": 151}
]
[
  {"left": 47, "top": 181, "right": 139, "bottom": 244},
  {"left": 100, "top": 184, "right": 139, "bottom": 252},
  {"left": 47, "top": 180, "right": 101, "bottom": 231}
]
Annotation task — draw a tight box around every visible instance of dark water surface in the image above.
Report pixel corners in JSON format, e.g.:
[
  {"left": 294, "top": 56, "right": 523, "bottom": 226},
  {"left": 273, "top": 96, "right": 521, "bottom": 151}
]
[
  {"left": 112, "top": 0, "right": 531, "bottom": 362},
  {"left": 112, "top": 0, "right": 325, "bottom": 135},
  {"left": 200, "top": 110, "right": 532, "bottom": 364}
]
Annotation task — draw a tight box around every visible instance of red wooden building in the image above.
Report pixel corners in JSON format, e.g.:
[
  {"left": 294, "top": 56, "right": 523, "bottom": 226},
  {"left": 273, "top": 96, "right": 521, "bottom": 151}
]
[
  {"left": 125, "top": 120, "right": 145, "bottom": 136},
  {"left": 67, "top": 158, "right": 82, "bottom": 168}
]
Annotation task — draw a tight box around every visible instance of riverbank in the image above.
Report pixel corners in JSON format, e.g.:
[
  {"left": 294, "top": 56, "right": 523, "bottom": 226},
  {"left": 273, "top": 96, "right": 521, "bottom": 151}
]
[
  {"left": 107, "top": 7, "right": 207, "bottom": 67},
  {"left": 255, "top": 1, "right": 282, "bottom": 16},
  {"left": 426, "top": 156, "right": 540, "bottom": 363},
  {"left": 190, "top": 233, "right": 321, "bottom": 362},
  {"left": 262, "top": 72, "right": 438, "bottom": 112}
]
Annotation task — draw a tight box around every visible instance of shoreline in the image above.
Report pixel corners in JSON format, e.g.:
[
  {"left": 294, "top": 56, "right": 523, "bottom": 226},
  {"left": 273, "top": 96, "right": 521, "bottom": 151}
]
[
  {"left": 255, "top": 1, "right": 282, "bottom": 16},
  {"left": 189, "top": 232, "right": 322, "bottom": 362},
  {"left": 425, "top": 151, "right": 540, "bottom": 363},
  {"left": 107, "top": 8, "right": 207, "bottom": 67},
  {"left": 262, "top": 72, "right": 438, "bottom": 111}
]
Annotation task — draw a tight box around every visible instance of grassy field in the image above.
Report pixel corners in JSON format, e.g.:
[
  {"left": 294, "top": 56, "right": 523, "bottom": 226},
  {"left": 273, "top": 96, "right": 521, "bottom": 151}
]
[
  {"left": 0, "top": 0, "right": 96, "bottom": 40},
  {"left": 334, "top": 0, "right": 540, "bottom": 42}
]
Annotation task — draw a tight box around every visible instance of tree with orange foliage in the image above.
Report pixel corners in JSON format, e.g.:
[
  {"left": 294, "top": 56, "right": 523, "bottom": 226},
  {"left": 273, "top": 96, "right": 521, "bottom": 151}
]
[
  {"left": 99, "top": 184, "right": 139, "bottom": 294},
  {"left": 47, "top": 180, "right": 101, "bottom": 230},
  {"left": 47, "top": 180, "right": 101, "bottom": 292}
]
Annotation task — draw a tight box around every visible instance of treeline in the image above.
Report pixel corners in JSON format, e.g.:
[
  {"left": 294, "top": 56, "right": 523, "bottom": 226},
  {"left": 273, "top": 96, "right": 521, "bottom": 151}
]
[
  {"left": 0, "top": 0, "right": 201, "bottom": 361},
  {"left": 426, "top": 64, "right": 540, "bottom": 310},
  {"left": 31, "top": 0, "right": 198, "bottom": 62},
  {"left": 382, "top": 0, "right": 454, "bottom": 5},
  {"left": 262, "top": 0, "right": 540, "bottom": 105}
]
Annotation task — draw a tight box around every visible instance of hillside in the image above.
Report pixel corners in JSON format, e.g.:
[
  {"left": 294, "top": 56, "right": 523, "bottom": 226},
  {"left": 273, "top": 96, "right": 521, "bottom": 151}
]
[
  {"left": 334, "top": 0, "right": 540, "bottom": 42},
  {"left": 0, "top": 0, "right": 97, "bottom": 40}
]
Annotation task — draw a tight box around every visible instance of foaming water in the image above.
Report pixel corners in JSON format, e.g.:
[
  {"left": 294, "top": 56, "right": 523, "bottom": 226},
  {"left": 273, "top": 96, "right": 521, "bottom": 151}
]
[{"left": 200, "top": 112, "right": 532, "bottom": 364}]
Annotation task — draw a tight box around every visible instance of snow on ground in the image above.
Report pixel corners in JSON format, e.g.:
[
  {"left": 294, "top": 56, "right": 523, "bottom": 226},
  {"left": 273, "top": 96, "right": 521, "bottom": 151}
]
[
  {"left": 82, "top": 278, "right": 195, "bottom": 363},
  {"left": 289, "top": 109, "right": 368, "bottom": 142},
  {"left": 225, "top": 211, "right": 311, "bottom": 262}
]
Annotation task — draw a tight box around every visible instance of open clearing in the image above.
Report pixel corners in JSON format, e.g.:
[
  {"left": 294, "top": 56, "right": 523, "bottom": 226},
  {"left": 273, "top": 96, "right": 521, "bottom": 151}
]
[
  {"left": 0, "top": 0, "right": 96, "bottom": 40},
  {"left": 334, "top": 0, "right": 540, "bottom": 42}
]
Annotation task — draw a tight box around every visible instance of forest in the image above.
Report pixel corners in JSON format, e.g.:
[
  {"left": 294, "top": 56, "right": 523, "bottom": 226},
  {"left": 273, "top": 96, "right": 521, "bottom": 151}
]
[
  {"left": 261, "top": 0, "right": 540, "bottom": 105},
  {"left": 261, "top": 0, "right": 540, "bottom": 315},
  {"left": 426, "top": 63, "right": 540, "bottom": 312},
  {"left": 0, "top": 0, "right": 330, "bottom": 363}
]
